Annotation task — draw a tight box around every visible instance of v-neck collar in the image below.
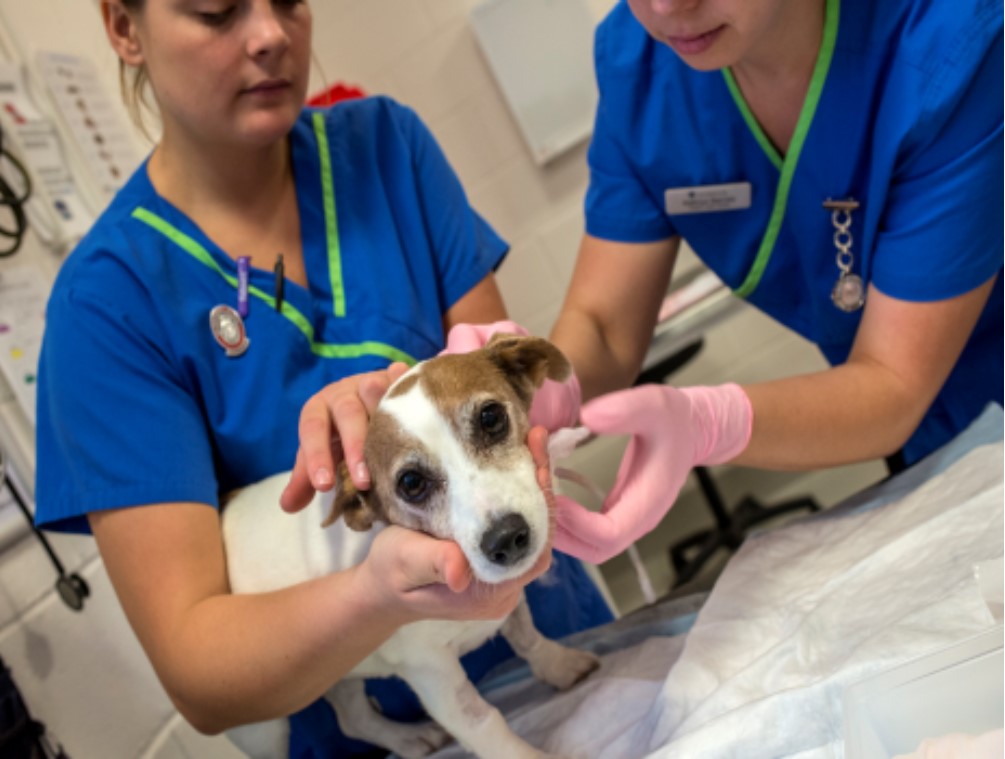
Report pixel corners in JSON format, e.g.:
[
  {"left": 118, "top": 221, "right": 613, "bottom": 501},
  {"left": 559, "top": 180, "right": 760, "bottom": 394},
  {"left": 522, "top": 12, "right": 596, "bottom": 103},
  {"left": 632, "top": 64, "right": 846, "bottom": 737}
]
[
  {"left": 722, "top": 0, "right": 840, "bottom": 298},
  {"left": 129, "top": 112, "right": 416, "bottom": 366}
]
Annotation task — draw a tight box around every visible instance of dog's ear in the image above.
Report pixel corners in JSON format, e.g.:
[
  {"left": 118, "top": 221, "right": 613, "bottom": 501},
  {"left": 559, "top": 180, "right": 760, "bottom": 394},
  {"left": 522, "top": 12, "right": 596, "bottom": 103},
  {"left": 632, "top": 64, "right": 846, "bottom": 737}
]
[
  {"left": 321, "top": 462, "right": 380, "bottom": 532},
  {"left": 484, "top": 333, "right": 571, "bottom": 404}
]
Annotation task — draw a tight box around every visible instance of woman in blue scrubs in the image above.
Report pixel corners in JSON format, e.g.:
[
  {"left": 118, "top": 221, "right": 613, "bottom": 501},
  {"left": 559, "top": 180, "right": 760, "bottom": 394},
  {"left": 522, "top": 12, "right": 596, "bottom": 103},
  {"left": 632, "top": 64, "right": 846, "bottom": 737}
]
[
  {"left": 34, "top": 1, "right": 611, "bottom": 756},
  {"left": 536, "top": 0, "right": 1003, "bottom": 559}
]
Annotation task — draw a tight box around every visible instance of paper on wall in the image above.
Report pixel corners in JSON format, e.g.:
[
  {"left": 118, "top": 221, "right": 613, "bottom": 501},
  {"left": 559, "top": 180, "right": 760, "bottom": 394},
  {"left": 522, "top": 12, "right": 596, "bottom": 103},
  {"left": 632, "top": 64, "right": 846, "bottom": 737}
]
[{"left": 0, "top": 263, "right": 48, "bottom": 426}]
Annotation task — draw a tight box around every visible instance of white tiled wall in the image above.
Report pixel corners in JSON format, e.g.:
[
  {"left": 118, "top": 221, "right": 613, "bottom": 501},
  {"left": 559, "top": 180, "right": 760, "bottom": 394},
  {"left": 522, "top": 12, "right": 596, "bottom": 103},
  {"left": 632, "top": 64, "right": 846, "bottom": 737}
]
[{"left": 0, "top": 1, "right": 879, "bottom": 757}]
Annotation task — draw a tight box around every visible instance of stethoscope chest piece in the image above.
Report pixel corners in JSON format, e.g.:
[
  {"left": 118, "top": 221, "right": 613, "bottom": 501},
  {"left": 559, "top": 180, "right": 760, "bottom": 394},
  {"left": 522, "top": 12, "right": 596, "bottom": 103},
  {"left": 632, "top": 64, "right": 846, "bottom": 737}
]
[{"left": 210, "top": 304, "right": 250, "bottom": 357}]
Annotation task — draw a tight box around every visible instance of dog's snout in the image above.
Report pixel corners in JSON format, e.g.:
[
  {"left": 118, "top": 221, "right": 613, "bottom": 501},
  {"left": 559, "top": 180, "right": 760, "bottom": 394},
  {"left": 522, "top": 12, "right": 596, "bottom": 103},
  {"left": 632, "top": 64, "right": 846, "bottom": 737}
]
[{"left": 480, "top": 513, "right": 532, "bottom": 567}]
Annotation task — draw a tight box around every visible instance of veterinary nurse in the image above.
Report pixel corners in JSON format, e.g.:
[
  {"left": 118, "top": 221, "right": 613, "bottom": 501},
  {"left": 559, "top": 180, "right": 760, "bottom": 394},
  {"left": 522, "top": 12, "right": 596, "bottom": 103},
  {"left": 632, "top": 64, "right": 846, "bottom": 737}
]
[
  {"left": 33, "top": 1, "right": 611, "bottom": 756},
  {"left": 547, "top": 0, "right": 1004, "bottom": 561}
]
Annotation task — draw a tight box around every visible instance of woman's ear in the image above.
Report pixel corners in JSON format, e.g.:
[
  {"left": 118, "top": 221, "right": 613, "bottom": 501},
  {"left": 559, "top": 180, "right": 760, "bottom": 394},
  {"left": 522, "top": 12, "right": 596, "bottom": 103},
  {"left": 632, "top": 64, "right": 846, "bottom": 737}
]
[{"left": 101, "top": 1, "right": 144, "bottom": 67}]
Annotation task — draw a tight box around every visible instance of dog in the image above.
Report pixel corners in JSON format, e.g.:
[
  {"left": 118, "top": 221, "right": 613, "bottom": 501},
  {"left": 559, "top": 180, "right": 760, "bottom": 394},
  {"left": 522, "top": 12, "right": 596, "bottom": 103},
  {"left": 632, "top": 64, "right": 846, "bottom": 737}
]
[{"left": 221, "top": 334, "right": 600, "bottom": 759}]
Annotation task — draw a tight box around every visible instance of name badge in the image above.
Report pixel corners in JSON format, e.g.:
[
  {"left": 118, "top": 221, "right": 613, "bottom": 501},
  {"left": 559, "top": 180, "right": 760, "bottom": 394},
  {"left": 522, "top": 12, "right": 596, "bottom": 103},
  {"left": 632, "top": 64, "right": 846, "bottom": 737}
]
[{"left": 665, "top": 182, "right": 752, "bottom": 215}]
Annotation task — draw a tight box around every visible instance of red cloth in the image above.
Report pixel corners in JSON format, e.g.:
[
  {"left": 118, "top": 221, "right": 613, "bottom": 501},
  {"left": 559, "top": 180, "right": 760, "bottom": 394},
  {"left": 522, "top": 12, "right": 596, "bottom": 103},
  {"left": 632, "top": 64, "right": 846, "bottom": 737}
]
[{"left": 306, "top": 83, "right": 366, "bottom": 107}]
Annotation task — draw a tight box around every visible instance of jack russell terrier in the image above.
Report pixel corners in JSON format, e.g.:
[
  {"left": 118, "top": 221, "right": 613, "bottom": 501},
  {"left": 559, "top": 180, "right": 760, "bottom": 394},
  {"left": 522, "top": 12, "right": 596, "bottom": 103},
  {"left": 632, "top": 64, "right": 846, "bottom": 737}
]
[{"left": 221, "top": 334, "right": 600, "bottom": 759}]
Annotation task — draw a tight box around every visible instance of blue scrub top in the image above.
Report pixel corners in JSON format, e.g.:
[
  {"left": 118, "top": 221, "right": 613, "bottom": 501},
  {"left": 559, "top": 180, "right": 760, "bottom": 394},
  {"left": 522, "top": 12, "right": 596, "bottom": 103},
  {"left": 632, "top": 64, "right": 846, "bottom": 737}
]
[
  {"left": 35, "top": 98, "right": 612, "bottom": 756},
  {"left": 587, "top": 0, "right": 1003, "bottom": 464},
  {"left": 36, "top": 98, "right": 508, "bottom": 529}
]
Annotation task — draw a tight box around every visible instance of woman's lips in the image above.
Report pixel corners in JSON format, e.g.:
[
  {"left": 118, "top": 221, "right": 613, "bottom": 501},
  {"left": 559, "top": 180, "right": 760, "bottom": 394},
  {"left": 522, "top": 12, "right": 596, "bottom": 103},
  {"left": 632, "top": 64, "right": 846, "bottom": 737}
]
[
  {"left": 243, "top": 80, "right": 291, "bottom": 96},
  {"left": 665, "top": 25, "right": 725, "bottom": 56}
]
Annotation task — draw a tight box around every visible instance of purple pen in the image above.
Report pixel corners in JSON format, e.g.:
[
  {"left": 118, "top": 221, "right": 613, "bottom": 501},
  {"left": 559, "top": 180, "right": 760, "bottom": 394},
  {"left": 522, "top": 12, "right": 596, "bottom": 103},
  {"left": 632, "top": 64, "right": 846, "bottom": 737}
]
[{"left": 236, "top": 256, "right": 250, "bottom": 318}]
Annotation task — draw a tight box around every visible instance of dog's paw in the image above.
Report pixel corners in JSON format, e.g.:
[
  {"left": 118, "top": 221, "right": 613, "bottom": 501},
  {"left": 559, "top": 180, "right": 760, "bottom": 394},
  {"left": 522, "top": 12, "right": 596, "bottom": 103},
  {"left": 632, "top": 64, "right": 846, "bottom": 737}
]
[
  {"left": 531, "top": 641, "right": 601, "bottom": 691},
  {"left": 382, "top": 720, "right": 451, "bottom": 759}
]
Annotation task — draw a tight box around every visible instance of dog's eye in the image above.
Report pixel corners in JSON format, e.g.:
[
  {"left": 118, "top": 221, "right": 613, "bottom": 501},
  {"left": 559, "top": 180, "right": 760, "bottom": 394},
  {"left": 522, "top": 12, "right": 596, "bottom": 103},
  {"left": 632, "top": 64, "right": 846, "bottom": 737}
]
[
  {"left": 479, "top": 402, "right": 509, "bottom": 440},
  {"left": 396, "top": 469, "right": 431, "bottom": 504}
]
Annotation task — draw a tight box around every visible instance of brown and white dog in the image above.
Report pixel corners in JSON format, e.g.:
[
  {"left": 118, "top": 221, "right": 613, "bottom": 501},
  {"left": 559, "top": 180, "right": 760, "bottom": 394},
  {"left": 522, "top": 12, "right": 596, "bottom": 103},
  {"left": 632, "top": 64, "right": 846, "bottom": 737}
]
[{"left": 221, "top": 334, "right": 599, "bottom": 759}]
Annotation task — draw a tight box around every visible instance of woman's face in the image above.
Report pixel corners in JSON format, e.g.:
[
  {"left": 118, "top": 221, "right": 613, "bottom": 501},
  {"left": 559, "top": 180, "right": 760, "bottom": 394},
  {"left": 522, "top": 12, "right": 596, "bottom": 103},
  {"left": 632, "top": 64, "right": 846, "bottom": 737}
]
[
  {"left": 625, "top": 0, "right": 791, "bottom": 71},
  {"left": 128, "top": 0, "right": 312, "bottom": 149}
]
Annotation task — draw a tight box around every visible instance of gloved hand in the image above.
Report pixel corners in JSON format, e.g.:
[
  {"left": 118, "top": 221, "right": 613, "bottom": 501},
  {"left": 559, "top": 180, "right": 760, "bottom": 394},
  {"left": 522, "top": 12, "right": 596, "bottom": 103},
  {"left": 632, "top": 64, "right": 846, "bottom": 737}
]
[
  {"left": 552, "top": 383, "right": 753, "bottom": 564},
  {"left": 441, "top": 321, "right": 582, "bottom": 432}
]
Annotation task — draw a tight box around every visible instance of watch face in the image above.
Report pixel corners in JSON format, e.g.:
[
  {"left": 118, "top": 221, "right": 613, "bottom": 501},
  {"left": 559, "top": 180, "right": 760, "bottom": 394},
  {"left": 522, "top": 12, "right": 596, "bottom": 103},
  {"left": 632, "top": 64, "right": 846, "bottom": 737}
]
[
  {"left": 210, "top": 305, "right": 250, "bottom": 357},
  {"left": 832, "top": 274, "right": 865, "bottom": 313}
]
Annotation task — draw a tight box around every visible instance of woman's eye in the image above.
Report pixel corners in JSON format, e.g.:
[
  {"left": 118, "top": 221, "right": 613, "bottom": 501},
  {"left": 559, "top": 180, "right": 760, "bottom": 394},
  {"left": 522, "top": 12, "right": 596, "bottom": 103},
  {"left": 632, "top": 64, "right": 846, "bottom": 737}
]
[
  {"left": 197, "top": 7, "right": 235, "bottom": 26},
  {"left": 479, "top": 402, "right": 509, "bottom": 439},
  {"left": 396, "top": 470, "right": 430, "bottom": 504}
]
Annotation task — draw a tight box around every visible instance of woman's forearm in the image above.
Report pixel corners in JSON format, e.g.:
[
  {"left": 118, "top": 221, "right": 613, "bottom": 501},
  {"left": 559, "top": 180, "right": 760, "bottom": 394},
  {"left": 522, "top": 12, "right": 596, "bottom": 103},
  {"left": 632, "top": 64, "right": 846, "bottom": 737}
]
[
  {"left": 151, "top": 565, "right": 400, "bottom": 734},
  {"left": 736, "top": 362, "right": 925, "bottom": 470}
]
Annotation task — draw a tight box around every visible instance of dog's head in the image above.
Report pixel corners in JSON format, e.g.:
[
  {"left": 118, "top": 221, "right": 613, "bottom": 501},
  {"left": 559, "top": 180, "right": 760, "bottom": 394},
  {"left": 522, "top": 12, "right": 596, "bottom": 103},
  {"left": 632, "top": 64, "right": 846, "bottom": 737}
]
[{"left": 323, "top": 333, "right": 570, "bottom": 583}]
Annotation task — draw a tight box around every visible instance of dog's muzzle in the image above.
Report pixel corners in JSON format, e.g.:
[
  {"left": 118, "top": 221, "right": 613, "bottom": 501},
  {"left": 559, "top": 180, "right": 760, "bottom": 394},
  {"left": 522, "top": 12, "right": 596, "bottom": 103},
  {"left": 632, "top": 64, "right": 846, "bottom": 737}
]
[{"left": 480, "top": 513, "right": 532, "bottom": 567}]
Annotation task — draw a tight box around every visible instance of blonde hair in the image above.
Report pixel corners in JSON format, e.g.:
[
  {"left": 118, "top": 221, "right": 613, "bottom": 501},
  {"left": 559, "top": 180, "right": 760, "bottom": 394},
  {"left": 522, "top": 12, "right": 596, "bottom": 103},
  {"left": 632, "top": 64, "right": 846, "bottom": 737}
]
[{"left": 119, "top": 60, "right": 157, "bottom": 141}]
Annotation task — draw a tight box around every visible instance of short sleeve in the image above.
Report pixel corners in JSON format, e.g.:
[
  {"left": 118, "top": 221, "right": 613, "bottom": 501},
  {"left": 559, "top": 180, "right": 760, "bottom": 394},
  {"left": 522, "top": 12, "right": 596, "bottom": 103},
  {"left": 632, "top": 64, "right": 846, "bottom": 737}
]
[
  {"left": 871, "top": 24, "right": 1003, "bottom": 301},
  {"left": 35, "top": 277, "right": 217, "bottom": 533},
  {"left": 388, "top": 101, "right": 508, "bottom": 310}
]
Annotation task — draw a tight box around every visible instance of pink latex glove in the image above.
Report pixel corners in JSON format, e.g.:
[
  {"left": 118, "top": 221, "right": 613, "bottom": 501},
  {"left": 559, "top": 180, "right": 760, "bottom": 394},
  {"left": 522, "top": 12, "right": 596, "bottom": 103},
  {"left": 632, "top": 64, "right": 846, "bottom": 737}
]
[
  {"left": 553, "top": 383, "right": 753, "bottom": 564},
  {"left": 440, "top": 321, "right": 581, "bottom": 432}
]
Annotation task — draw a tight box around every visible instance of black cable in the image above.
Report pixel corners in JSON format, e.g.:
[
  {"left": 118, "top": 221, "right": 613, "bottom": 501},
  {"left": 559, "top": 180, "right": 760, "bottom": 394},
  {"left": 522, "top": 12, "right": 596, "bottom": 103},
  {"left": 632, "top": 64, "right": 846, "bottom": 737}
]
[
  {"left": 0, "top": 451, "right": 89, "bottom": 612},
  {"left": 0, "top": 125, "right": 32, "bottom": 258}
]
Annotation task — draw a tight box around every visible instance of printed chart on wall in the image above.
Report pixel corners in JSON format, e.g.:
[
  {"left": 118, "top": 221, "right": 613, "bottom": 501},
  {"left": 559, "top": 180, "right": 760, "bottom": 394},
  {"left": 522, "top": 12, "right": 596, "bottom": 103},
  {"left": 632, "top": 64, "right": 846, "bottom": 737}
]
[
  {"left": 35, "top": 50, "right": 138, "bottom": 203},
  {"left": 0, "top": 264, "right": 47, "bottom": 427}
]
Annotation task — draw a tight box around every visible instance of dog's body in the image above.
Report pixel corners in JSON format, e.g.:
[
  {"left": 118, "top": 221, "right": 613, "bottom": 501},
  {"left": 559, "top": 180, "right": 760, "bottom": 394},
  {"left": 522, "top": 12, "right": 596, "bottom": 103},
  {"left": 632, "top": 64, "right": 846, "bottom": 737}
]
[{"left": 222, "top": 336, "right": 599, "bottom": 759}]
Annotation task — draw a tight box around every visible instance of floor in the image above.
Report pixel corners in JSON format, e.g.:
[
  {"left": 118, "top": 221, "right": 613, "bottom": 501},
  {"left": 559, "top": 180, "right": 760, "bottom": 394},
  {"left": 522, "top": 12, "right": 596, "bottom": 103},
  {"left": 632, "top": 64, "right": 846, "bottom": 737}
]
[{"left": 577, "top": 451, "right": 889, "bottom": 617}]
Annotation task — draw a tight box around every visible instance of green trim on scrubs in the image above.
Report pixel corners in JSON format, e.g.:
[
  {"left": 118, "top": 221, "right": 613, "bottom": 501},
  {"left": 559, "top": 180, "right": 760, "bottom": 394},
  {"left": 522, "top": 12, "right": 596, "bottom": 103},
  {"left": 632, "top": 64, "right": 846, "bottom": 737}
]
[
  {"left": 131, "top": 207, "right": 417, "bottom": 366},
  {"left": 312, "top": 111, "right": 346, "bottom": 318},
  {"left": 726, "top": 0, "right": 840, "bottom": 298}
]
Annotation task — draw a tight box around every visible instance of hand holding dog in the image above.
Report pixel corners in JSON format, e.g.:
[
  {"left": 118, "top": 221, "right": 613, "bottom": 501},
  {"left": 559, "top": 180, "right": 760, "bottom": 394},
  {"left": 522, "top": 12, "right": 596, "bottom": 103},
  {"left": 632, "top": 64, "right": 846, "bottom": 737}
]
[
  {"left": 281, "top": 364, "right": 412, "bottom": 513},
  {"left": 553, "top": 383, "right": 753, "bottom": 564}
]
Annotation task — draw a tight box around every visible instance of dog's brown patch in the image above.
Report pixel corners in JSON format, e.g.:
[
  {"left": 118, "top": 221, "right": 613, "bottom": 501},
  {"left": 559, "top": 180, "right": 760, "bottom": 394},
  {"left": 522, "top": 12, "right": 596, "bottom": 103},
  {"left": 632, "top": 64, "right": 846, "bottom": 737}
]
[
  {"left": 321, "top": 461, "right": 388, "bottom": 532},
  {"left": 387, "top": 372, "right": 419, "bottom": 399},
  {"left": 416, "top": 336, "right": 571, "bottom": 462}
]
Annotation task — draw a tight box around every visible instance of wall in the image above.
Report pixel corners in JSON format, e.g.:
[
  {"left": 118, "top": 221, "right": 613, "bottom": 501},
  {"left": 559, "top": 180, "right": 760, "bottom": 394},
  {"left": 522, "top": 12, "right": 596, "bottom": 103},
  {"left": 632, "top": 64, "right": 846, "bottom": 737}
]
[{"left": 0, "top": 1, "right": 852, "bottom": 757}]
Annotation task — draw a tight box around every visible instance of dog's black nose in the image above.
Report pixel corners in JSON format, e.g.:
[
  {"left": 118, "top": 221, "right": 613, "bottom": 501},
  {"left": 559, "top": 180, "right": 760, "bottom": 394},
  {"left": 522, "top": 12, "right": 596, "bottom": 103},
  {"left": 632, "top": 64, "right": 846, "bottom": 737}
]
[{"left": 480, "top": 514, "right": 531, "bottom": 566}]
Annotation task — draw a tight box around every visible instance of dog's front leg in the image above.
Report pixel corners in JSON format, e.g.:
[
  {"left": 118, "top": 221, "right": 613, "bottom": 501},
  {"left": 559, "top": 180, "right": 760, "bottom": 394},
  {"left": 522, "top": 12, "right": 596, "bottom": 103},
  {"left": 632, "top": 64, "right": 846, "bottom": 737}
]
[
  {"left": 501, "top": 597, "right": 600, "bottom": 691},
  {"left": 327, "top": 678, "right": 450, "bottom": 759},
  {"left": 400, "top": 654, "right": 554, "bottom": 759}
]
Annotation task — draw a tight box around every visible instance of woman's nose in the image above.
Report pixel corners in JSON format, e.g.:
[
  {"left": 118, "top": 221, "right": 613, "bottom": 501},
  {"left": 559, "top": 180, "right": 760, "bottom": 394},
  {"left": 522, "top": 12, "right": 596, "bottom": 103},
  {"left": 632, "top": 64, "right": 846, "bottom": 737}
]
[
  {"left": 649, "top": 0, "right": 701, "bottom": 15},
  {"left": 246, "top": 2, "right": 291, "bottom": 58}
]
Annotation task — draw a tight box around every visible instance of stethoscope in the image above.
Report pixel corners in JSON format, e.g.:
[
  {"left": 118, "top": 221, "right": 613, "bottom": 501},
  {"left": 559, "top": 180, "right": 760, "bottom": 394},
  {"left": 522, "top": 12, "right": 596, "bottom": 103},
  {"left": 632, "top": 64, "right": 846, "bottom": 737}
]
[
  {"left": 0, "top": 126, "right": 32, "bottom": 259},
  {"left": 0, "top": 448, "right": 90, "bottom": 611}
]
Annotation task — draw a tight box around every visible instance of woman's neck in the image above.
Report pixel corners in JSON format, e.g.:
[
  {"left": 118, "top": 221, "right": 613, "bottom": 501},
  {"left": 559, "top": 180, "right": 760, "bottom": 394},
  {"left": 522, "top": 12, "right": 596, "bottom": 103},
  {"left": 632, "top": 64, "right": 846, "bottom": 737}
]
[
  {"left": 731, "top": 0, "right": 825, "bottom": 93},
  {"left": 728, "top": 0, "right": 827, "bottom": 155},
  {"left": 148, "top": 126, "right": 292, "bottom": 219}
]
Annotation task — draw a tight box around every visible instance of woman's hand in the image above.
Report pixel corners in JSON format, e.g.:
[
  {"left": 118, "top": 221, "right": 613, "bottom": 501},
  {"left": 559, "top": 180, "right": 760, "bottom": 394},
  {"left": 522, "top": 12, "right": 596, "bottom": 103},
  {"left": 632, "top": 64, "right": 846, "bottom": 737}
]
[
  {"left": 553, "top": 383, "right": 752, "bottom": 564},
  {"left": 353, "top": 528, "right": 548, "bottom": 625},
  {"left": 280, "top": 363, "right": 411, "bottom": 513}
]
